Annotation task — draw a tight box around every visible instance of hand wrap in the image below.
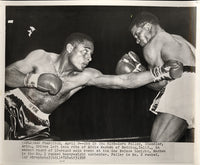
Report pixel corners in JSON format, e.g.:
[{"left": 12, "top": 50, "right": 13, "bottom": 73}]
[{"left": 150, "top": 60, "right": 183, "bottom": 82}]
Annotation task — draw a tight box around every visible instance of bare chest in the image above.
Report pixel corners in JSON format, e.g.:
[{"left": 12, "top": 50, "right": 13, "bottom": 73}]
[
  {"left": 22, "top": 83, "right": 76, "bottom": 114},
  {"left": 33, "top": 58, "right": 57, "bottom": 74},
  {"left": 23, "top": 67, "right": 86, "bottom": 113}
]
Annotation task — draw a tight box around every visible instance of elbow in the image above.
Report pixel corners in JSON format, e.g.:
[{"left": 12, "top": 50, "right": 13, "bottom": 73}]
[
  {"left": 5, "top": 69, "right": 11, "bottom": 86},
  {"left": 5, "top": 68, "right": 17, "bottom": 87}
]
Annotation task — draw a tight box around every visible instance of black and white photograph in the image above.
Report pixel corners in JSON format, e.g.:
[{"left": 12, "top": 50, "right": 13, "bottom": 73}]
[{"left": 1, "top": 1, "right": 199, "bottom": 165}]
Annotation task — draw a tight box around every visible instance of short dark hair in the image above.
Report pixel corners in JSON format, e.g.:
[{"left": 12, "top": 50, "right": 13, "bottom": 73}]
[
  {"left": 64, "top": 32, "right": 94, "bottom": 47},
  {"left": 129, "top": 12, "right": 159, "bottom": 31}
]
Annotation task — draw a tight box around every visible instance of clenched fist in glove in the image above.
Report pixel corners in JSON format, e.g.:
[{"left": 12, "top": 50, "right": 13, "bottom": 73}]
[
  {"left": 151, "top": 60, "right": 183, "bottom": 82},
  {"left": 115, "top": 51, "right": 146, "bottom": 75},
  {"left": 24, "top": 73, "right": 62, "bottom": 95}
]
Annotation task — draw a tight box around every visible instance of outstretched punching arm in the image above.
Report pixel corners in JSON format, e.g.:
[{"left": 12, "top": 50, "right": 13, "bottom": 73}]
[
  {"left": 87, "top": 70, "right": 155, "bottom": 89},
  {"left": 89, "top": 51, "right": 153, "bottom": 89},
  {"left": 86, "top": 60, "right": 183, "bottom": 89},
  {"left": 115, "top": 51, "right": 183, "bottom": 90}
]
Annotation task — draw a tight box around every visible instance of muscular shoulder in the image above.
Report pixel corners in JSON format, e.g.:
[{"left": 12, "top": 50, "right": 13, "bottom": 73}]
[
  {"left": 144, "top": 32, "right": 168, "bottom": 53},
  {"left": 159, "top": 33, "right": 186, "bottom": 61},
  {"left": 156, "top": 32, "right": 184, "bottom": 47},
  {"left": 82, "top": 68, "right": 102, "bottom": 78},
  {"left": 24, "top": 49, "right": 46, "bottom": 62},
  {"left": 24, "top": 49, "right": 59, "bottom": 65},
  {"left": 153, "top": 32, "right": 172, "bottom": 45}
]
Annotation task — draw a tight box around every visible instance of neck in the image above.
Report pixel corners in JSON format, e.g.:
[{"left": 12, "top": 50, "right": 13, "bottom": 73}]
[
  {"left": 55, "top": 51, "right": 73, "bottom": 75},
  {"left": 147, "top": 25, "right": 164, "bottom": 43},
  {"left": 152, "top": 25, "right": 164, "bottom": 36}
]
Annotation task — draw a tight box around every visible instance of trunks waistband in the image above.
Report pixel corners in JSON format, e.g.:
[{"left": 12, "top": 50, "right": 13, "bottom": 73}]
[{"left": 5, "top": 88, "right": 49, "bottom": 120}]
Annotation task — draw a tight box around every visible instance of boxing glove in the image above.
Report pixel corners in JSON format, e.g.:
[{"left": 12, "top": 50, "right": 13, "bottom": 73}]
[
  {"left": 150, "top": 60, "right": 183, "bottom": 82},
  {"left": 116, "top": 51, "right": 146, "bottom": 75},
  {"left": 24, "top": 73, "right": 62, "bottom": 95}
]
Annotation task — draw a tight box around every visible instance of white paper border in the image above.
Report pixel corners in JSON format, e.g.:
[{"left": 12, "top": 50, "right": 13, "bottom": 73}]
[{"left": 0, "top": 1, "right": 199, "bottom": 165}]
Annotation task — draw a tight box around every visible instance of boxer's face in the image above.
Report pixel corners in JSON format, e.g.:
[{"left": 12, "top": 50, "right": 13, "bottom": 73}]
[
  {"left": 131, "top": 23, "right": 152, "bottom": 47},
  {"left": 69, "top": 41, "right": 94, "bottom": 71}
]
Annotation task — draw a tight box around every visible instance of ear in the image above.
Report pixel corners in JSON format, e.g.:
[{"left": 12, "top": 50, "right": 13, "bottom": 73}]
[
  {"left": 66, "top": 43, "right": 74, "bottom": 53},
  {"left": 143, "top": 23, "right": 152, "bottom": 31}
]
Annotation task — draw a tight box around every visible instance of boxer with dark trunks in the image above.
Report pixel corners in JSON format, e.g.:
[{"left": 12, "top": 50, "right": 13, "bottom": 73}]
[
  {"left": 116, "top": 12, "right": 195, "bottom": 142},
  {"left": 5, "top": 32, "right": 184, "bottom": 140}
]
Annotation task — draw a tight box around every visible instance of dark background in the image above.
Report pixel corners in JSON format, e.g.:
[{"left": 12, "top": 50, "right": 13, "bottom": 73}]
[{"left": 6, "top": 6, "right": 196, "bottom": 141}]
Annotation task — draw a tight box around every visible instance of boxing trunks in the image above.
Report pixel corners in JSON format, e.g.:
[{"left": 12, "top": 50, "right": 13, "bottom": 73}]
[
  {"left": 5, "top": 88, "right": 50, "bottom": 140},
  {"left": 149, "top": 72, "right": 195, "bottom": 129}
]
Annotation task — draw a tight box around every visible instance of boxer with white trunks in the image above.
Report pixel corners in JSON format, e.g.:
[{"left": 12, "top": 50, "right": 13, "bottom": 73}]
[
  {"left": 117, "top": 11, "right": 196, "bottom": 142},
  {"left": 116, "top": 51, "right": 195, "bottom": 142},
  {"left": 116, "top": 12, "right": 195, "bottom": 142}
]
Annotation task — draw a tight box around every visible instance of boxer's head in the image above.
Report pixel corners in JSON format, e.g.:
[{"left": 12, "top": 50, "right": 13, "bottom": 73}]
[
  {"left": 129, "top": 12, "right": 159, "bottom": 47},
  {"left": 63, "top": 33, "right": 94, "bottom": 71}
]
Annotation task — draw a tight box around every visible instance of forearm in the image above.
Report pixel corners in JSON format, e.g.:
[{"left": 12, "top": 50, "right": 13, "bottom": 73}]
[
  {"left": 5, "top": 67, "right": 26, "bottom": 87},
  {"left": 88, "top": 71, "right": 154, "bottom": 89},
  {"left": 146, "top": 60, "right": 183, "bottom": 91},
  {"left": 147, "top": 80, "right": 168, "bottom": 91}
]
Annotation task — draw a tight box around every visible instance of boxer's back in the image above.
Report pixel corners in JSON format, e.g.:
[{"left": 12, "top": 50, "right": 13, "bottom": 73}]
[{"left": 171, "top": 34, "right": 195, "bottom": 66}]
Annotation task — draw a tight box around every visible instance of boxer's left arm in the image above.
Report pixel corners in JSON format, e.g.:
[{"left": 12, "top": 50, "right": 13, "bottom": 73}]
[
  {"left": 85, "top": 68, "right": 155, "bottom": 89},
  {"left": 88, "top": 61, "right": 183, "bottom": 90}
]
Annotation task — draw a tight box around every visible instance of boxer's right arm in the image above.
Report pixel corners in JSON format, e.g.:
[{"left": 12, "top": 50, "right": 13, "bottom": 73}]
[
  {"left": 5, "top": 50, "right": 43, "bottom": 88},
  {"left": 6, "top": 49, "right": 62, "bottom": 94},
  {"left": 24, "top": 73, "right": 62, "bottom": 95}
]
